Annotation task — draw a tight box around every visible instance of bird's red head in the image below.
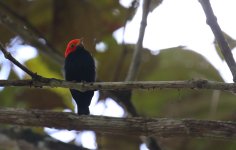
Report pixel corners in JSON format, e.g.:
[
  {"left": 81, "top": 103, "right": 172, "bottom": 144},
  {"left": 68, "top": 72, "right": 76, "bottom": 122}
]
[{"left": 65, "top": 39, "right": 83, "bottom": 58}]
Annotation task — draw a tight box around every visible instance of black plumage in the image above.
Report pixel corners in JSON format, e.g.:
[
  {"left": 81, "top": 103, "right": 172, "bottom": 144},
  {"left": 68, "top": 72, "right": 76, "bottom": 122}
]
[{"left": 64, "top": 45, "right": 95, "bottom": 115}]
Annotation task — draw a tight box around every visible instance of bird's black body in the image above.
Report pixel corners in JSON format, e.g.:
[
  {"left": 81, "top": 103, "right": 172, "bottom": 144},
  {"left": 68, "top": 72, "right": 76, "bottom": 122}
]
[{"left": 64, "top": 46, "right": 95, "bottom": 115}]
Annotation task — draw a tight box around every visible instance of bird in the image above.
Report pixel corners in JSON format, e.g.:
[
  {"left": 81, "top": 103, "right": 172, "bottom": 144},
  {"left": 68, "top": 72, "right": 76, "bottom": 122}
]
[{"left": 64, "top": 39, "right": 95, "bottom": 115}]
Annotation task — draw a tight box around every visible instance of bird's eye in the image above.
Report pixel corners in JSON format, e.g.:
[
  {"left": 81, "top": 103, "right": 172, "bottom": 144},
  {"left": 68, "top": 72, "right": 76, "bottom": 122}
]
[{"left": 70, "top": 44, "right": 75, "bottom": 48}]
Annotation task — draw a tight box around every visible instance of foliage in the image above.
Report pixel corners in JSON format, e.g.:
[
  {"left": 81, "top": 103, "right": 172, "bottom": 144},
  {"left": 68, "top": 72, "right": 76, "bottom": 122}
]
[{"left": 0, "top": 0, "right": 236, "bottom": 150}]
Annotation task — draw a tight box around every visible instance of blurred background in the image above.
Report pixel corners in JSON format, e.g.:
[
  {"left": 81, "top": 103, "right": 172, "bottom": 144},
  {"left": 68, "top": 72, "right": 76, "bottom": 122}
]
[{"left": 0, "top": 0, "right": 236, "bottom": 149}]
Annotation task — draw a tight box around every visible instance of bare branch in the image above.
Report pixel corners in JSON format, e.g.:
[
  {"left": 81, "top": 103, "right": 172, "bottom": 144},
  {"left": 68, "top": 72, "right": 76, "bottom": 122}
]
[
  {"left": 0, "top": 42, "right": 39, "bottom": 78},
  {"left": 199, "top": 0, "right": 236, "bottom": 81},
  {"left": 126, "top": 0, "right": 151, "bottom": 81},
  {"left": 124, "top": 1, "right": 161, "bottom": 148},
  {"left": 0, "top": 79, "right": 235, "bottom": 92},
  {"left": 0, "top": 2, "right": 63, "bottom": 64},
  {"left": 121, "top": 0, "right": 152, "bottom": 119},
  {"left": 0, "top": 107, "right": 235, "bottom": 139}
]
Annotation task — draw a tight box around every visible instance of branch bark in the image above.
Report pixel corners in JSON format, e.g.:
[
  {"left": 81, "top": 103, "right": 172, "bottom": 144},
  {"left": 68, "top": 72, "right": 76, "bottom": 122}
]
[
  {"left": 126, "top": 0, "right": 151, "bottom": 81},
  {"left": 121, "top": 0, "right": 151, "bottom": 119},
  {"left": 199, "top": 0, "right": 236, "bottom": 82},
  {"left": 0, "top": 42, "right": 38, "bottom": 78},
  {"left": 0, "top": 107, "right": 235, "bottom": 139},
  {"left": 0, "top": 79, "right": 235, "bottom": 92}
]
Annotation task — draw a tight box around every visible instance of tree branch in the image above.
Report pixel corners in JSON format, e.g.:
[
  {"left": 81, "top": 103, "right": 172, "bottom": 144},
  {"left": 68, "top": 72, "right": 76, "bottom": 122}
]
[
  {"left": 124, "top": 1, "right": 162, "bottom": 148},
  {"left": 121, "top": 0, "right": 151, "bottom": 119},
  {"left": 0, "top": 107, "right": 235, "bottom": 139},
  {"left": 0, "top": 79, "right": 235, "bottom": 92},
  {"left": 113, "top": 0, "right": 139, "bottom": 81},
  {"left": 0, "top": 42, "right": 39, "bottom": 78},
  {"left": 199, "top": 0, "right": 236, "bottom": 82},
  {"left": 126, "top": 0, "right": 151, "bottom": 81},
  {"left": 0, "top": 1, "right": 63, "bottom": 64}
]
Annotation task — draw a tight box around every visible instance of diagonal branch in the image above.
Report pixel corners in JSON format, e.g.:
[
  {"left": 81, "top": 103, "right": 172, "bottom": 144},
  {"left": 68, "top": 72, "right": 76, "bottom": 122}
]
[
  {"left": 124, "top": 1, "right": 161, "bottom": 149},
  {"left": 113, "top": 0, "right": 139, "bottom": 81},
  {"left": 0, "top": 107, "right": 235, "bottom": 139},
  {"left": 120, "top": 0, "right": 152, "bottom": 117},
  {"left": 0, "top": 42, "right": 53, "bottom": 83},
  {"left": 198, "top": 0, "right": 236, "bottom": 82},
  {"left": 0, "top": 1, "right": 63, "bottom": 64},
  {"left": 0, "top": 42, "right": 41, "bottom": 79},
  {"left": 126, "top": 0, "right": 151, "bottom": 81}
]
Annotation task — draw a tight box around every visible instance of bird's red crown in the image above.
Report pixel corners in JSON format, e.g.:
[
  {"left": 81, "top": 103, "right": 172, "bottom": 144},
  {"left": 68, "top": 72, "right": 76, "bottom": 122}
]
[{"left": 65, "top": 39, "right": 83, "bottom": 58}]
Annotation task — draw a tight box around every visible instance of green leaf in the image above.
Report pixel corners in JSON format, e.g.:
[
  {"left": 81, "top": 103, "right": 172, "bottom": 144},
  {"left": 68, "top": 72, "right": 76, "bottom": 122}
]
[
  {"left": 133, "top": 47, "right": 224, "bottom": 116},
  {"left": 214, "top": 32, "right": 236, "bottom": 60},
  {"left": 25, "top": 55, "right": 73, "bottom": 109}
]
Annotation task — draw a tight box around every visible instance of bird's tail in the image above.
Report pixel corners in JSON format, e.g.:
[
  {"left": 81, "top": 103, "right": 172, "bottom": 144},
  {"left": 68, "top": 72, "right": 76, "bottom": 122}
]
[
  {"left": 70, "top": 89, "right": 94, "bottom": 115},
  {"left": 78, "top": 107, "right": 90, "bottom": 115}
]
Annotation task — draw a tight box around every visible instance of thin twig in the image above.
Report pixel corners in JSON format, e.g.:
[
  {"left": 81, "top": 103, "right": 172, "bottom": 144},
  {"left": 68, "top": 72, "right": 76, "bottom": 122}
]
[
  {"left": 0, "top": 1, "right": 63, "bottom": 64},
  {"left": 113, "top": 0, "right": 139, "bottom": 81},
  {"left": 124, "top": 1, "right": 160, "bottom": 149},
  {"left": 0, "top": 42, "right": 39, "bottom": 79},
  {"left": 126, "top": 0, "right": 151, "bottom": 81},
  {"left": 121, "top": 0, "right": 151, "bottom": 118},
  {"left": 0, "top": 79, "right": 235, "bottom": 92},
  {"left": 199, "top": 0, "right": 236, "bottom": 81},
  {"left": 0, "top": 107, "right": 235, "bottom": 139},
  {"left": 111, "top": 0, "right": 141, "bottom": 117}
]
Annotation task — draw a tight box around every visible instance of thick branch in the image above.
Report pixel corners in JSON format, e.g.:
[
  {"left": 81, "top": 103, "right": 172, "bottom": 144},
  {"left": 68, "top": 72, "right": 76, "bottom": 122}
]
[
  {"left": 0, "top": 79, "right": 236, "bottom": 92},
  {"left": 199, "top": 0, "right": 236, "bottom": 81},
  {"left": 0, "top": 107, "right": 235, "bottom": 139}
]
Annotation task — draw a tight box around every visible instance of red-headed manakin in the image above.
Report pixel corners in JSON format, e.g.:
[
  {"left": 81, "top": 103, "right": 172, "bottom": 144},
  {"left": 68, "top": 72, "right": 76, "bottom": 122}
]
[{"left": 64, "top": 39, "right": 95, "bottom": 115}]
